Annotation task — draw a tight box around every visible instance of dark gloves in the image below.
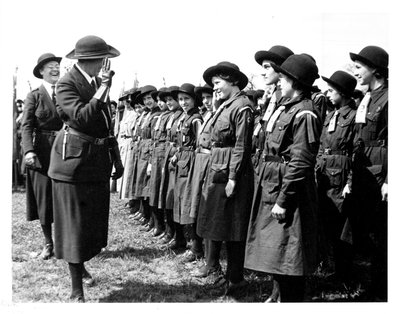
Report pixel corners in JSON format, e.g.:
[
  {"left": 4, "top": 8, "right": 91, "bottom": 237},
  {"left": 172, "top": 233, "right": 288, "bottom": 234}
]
[{"left": 111, "top": 159, "right": 124, "bottom": 179}]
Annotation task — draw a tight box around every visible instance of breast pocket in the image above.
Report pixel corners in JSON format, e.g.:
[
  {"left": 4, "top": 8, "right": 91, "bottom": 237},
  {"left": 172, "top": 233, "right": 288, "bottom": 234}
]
[
  {"left": 325, "top": 167, "right": 343, "bottom": 187},
  {"left": 210, "top": 163, "right": 229, "bottom": 184},
  {"left": 35, "top": 109, "right": 50, "bottom": 120},
  {"left": 270, "top": 118, "right": 290, "bottom": 144},
  {"left": 177, "top": 158, "right": 190, "bottom": 177}
]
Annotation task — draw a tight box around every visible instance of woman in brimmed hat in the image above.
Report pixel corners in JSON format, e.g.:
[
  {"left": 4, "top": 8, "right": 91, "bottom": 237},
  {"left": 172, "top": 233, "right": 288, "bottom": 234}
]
[
  {"left": 316, "top": 70, "right": 358, "bottom": 286},
  {"left": 21, "top": 53, "right": 63, "bottom": 261},
  {"left": 349, "top": 45, "right": 388, "bottom": 301},
  {"left": 132, "top": 85, "right": 161, "bottom": 234},
  {"left": 197, "top": 61, "right": 254, "bottom": 294},
  {"left": 166, "top": 83, "right": 204, "bottom": 262},
  {"left": 47, "top": 35, "right": 122, "bottom": 302},
  {"left": 146, "top": 87, "right": 172, "bottom": 238},
  {"left": 156, "top": 86, "right": 185, "bottom": 246},
  {"left": 249, "top": 45, "right": 294, "bottom": 302},
  {"left": 190, "top": 84, "right": 224, "bottom": 281},
  {"left": 117, "top": 88, "right": 141, "bottom": 213},
  {"left": 244, "top": 54, "right": 322, "bottom": 302}
]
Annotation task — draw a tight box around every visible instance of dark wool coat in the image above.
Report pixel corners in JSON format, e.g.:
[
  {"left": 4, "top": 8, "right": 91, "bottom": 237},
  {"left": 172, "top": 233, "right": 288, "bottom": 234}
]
[
  {"left": 245, "top": 96, "right": 322, "bottom": 276},
  {"left": 197, "top": 92, "right": 254, "bottom": 241},
  {"left": 21, "top": 84, "right": 63, "bottom": 224},
  {"left": 47, "top": 65, "right": 114, "bottom": 263}
]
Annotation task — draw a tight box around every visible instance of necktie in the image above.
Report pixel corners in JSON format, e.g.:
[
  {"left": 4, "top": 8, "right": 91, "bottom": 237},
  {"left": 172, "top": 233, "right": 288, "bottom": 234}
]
[
  {"left": 91, "top": 79, "right": 97, "bottom": 91},
  {"left": 51, "top": 85, "right": 56, "bottom": 105},
  {"left": 266, "top": 105, "right": 285, "bottom": 133},
  {"left": 355, "top": 92, "right": 371, "bottom": 124},
  {"left": 262, "top": 91, "right": 277, "bottom": 122},
  {"left": 327, "top": 110, "right": 339, "bottom": 132}
]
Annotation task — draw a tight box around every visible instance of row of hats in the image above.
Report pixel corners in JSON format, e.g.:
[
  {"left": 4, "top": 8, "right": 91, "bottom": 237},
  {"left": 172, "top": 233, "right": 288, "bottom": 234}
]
[
  {"left": 34, "top": 35, "right": 388, "bottom": 97},
  {"left": 118, "top": 83, "right": 216, "bottom": 106}
]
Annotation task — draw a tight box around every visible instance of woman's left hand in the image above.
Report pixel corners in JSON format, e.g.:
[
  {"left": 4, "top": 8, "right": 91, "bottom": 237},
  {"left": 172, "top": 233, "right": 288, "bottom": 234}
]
[
  {"left": 225, "top": 179, "right": 236, "bottom": 198},
  {"left": 271, "top": 203, "right": 286, "bottom": 220}
]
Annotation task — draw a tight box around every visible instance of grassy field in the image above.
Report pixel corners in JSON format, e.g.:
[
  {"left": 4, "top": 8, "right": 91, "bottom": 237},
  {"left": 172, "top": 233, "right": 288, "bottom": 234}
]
[{"left": 12, "top": 189, "right": 372, "bottom": 303}]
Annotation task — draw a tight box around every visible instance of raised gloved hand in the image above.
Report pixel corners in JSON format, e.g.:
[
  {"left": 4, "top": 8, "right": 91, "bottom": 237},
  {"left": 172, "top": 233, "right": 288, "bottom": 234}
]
[
  {"left": 94, "top": 58, "right": 115, "bottom": 102},
  {"left": 111, "top": 159, "right": 124, "bottom": 180},
  {"left": 101, "top": 58, "right": 115, "bottom": 88}
]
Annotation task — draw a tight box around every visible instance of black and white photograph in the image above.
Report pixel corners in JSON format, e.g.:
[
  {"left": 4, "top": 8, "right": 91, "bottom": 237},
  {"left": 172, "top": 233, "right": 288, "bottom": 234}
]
[{"left": 1, "top": 0, "right": 397, "bottom": 312}]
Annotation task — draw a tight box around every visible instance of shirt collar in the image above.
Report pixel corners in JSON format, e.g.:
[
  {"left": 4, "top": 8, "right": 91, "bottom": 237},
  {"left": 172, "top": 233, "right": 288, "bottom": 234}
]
[
  {"left": 42, "top": 80, "right": 55, "bottom": 97},
  {"left": 75, "top": 63, "right": 95, "bottom": 84}
]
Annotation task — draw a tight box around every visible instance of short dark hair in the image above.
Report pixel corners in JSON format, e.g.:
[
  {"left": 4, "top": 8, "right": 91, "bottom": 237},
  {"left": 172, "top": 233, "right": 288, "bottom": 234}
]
[{"left": 215, "top": 72, "right": 240, "bottom": 87}]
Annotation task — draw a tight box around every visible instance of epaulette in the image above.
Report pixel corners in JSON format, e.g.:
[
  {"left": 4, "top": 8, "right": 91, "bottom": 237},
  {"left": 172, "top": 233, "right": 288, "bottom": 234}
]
[
  {"left": 295, "top": 110, "right": 317, "bottom": 119},
  {"left": 239, "top": 105, "right": 254, "bottom": 114}
]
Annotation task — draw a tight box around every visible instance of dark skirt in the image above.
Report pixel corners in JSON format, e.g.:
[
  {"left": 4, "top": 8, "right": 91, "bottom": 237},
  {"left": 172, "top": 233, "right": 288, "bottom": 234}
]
[
  {"left": 149, "top": 143, "right": 167, "bottom": 207},
  {"left": 52, "top": 179, "right": 110, "bottom": 263},
  {"left": 135, "top": 139, "right": 152, "bottom": 198},
  {"left": 159, "top": 144, "right": 178, "bottom": 210},
  {"left": 189, "top": 152, "right": 211, "bottom": 219},
  {"left": 26, "top": 168, "right": 53, "bottom": 225}
]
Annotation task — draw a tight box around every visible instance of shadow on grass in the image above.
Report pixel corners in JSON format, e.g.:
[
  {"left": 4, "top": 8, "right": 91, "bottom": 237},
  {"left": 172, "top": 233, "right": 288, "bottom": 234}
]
[
  {"left": 98, "top": 275, "right": 271, "bottom": 302},
  {"left": 97, "top": 246, "right": 166, "bottom": 263}
]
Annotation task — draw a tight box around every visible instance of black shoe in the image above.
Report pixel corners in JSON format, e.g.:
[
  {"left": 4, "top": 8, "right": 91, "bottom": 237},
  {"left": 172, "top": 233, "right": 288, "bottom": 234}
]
[
  {"left": 165, "top": 239, "right": 187, "bottom": 250},
  {"left": 225, "top": 279, "right": 248, "bottom": 296},
  {"left": 140, "top": 223, "right": 154, "bottom": 232},
  {"left": 69, "top": 293, "right": 85, "bottom": 303},
  {"left": 159, "top": 234, "right": 173, "bottom": 244},
  {"left": 82, "top": 268, "right": 96, "bottom": 287},
  {"left": 193, "top": 264, "right": 222, "bottom": 278},
  {"left": 39, "top": 244, "right": 54, "bottom": 260},
  {"left": 152, "top": 228, "right": 164, "bottom": 237},
  {"left": 181, "top": 250, "right": 204, "bottom": 263}
]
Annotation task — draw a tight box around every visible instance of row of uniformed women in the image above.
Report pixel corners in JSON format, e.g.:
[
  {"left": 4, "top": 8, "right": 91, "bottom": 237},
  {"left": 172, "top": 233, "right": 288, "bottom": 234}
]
[
  {"left": 247, "top": 44, "right": 388, "bottom": 302},
  {"left": 114, "top": 44, "right": 388, "bottom": 302}
]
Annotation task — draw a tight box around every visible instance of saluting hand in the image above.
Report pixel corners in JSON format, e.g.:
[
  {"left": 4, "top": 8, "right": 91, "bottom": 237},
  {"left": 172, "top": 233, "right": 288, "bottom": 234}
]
[
  {"left": 101, "top": 58, "right": 115, "bottom": 88},
  {"left": 271, "top": 203, "right": 286, "bottom": 221},
  {"left": 225, "top": 179, "right": 236, "bottom": 198}
]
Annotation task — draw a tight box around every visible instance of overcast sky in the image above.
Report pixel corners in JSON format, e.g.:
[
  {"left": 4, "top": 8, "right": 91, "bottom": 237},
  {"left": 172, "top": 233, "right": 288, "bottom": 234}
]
[{"left": 0, "top": 0, "right": 392, "bottom": 101}]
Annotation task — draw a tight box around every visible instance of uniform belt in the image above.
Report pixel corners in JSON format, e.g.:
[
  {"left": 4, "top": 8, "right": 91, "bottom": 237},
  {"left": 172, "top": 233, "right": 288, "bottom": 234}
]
[
  {"left": 211, "top": 142, "right": 233, "bottom": 148},
  {"left": 154, "top": 141, "right": 167, "bottom": 147},
  {"left": 178, "top": 146, "right": 194, "bottom": 152},
  {"left": 364, "top": 139, "right": 387, "bottom": 147},
  {"left": 121, "top": 135, "right": 132, "bottom": 139},
  {"left": 36, "top": 129, "right": 59, "bottom": 137},
  {"left": 66, "top": 126, "right": 110, "bottom": 146},
  {"left": 197, "top": 147, "right": 211, "bottom": 154},
  {"left": 322, "top": 148, "right": 349, "bottom": 156},
  {"left": 262, "top": 154, "right": 290, "bottom": 163}
]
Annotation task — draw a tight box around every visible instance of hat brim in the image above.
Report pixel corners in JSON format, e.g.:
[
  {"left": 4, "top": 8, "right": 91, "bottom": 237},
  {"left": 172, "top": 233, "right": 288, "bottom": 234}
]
[
  {"left": 203, "top": 65, "right": 248, "bottom": 90},
  {"left": 321, "top": 76, "right": 352, "bottom": 97},
  {"left": 271, "top": 63, "right": 320, "bottom": 93},
  {"left": 194, "top": 86, "right": 213, "bottom": 96},
  {"left": 349, "top": 52, "right": 388, "bottom": 77},
  {"left": 33, "top": 56, "right": 62, "bottom": 78},
  {"left": 66, "top": 45, "right": 120, "bottom": 59},
  {"left": 254, "top": 51, "right": 284, "bottom": 66}
]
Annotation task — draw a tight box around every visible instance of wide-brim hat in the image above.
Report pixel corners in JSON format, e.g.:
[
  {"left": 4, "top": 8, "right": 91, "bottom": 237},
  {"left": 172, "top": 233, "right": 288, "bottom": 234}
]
[
  {"left": 350, "top": 45, "right": 388, "bottom": 77},
  {"left": 203, "top": 61, "right": 248, "bottom": 90},
  {"left": 271, "top": 54, "right": 320, "bottom": 92},
  {"left": 171, "top": 83, "right": 201, "bottom": 107},
  {"left": 151, "top": 87, "right": 168, "bottom": 101},
  {"left": 159, "top": 85, "right": 180, "bottom": 102},
  {"left": 118, "top": 90, "right": 130, "bottom": 101},
  {"left": 254, "top": 45, "right": 294, "bottom": 66},
  {"left": 322, "top": 70, "right": 357, "bottom": 97},
  {"left": 194, "top": 84, "right": 213, "bottom": 97},
  {"left": 66, "top": 35, "right": 120, "bottom": 59},
  {"left": 33, "top": 53, "right": 62, "bottom": 78},
  {"left": 136, "top": 85, "right": 157, "bottom": 104}
]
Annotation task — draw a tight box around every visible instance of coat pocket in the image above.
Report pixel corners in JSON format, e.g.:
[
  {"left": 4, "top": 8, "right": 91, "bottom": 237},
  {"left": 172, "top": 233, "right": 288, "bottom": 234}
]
[
  {"left": 261, "top": 180, "right": 280, "bottom": 204},
  {"left": 325, "top": 167, "right": 343, "bottom": 187},
  {"left": 210, "top": 163, "right": 229, "bottom": 184},
  {"left": 177, "top": 158, "right": 190, "bottom": 177}
]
